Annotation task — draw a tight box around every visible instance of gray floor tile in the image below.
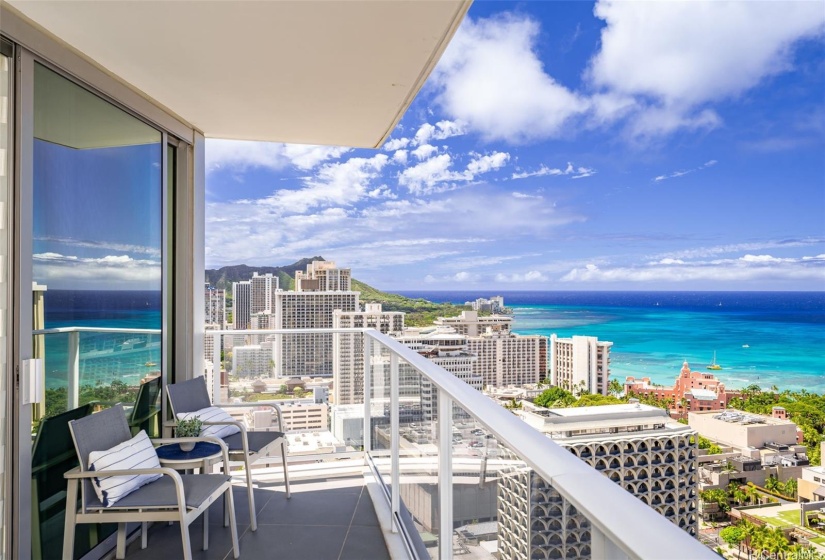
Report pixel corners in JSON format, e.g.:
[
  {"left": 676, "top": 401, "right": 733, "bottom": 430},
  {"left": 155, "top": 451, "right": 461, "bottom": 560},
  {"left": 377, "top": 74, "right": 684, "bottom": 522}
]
[
  {"left": 237, "top": 524, "right": 349, "bottom": 560},
  {"left": 339, "top": 525, "right": 391, "bottom": 560},
  {"left": 351, "top": 491, "right": 381, "bottom": 527},
  {"left": 255, "top": 489, "right": 360, "bottom": 527}
]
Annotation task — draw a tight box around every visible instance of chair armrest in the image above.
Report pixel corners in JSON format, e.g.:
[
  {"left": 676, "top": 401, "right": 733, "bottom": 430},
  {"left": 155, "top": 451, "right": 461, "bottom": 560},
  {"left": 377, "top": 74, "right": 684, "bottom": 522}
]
[
  {"left": 64, "top": 465, "right": 182, "bottom": 480},
  {"left": 215, "top": 402, "right": 285, "bottom": 432}
]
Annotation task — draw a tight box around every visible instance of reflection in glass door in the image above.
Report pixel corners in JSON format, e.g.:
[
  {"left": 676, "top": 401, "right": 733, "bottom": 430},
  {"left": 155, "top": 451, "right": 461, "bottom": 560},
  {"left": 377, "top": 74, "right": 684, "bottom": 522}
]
[{"left": 31, "top": 62, "right": 162, "bottom": 559}]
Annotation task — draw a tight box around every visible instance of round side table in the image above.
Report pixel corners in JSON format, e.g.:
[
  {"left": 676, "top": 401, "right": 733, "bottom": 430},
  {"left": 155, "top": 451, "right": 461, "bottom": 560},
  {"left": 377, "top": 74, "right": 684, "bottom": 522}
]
[{"left": 156, "top": 441, "right": 223, "bottom": 473}]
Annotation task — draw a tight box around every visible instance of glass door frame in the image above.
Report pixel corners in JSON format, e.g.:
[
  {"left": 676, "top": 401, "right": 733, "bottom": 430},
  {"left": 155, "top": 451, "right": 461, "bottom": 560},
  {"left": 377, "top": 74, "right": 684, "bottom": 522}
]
[{"left": 7, "top": 38, "right": 197, "bottom": 560}]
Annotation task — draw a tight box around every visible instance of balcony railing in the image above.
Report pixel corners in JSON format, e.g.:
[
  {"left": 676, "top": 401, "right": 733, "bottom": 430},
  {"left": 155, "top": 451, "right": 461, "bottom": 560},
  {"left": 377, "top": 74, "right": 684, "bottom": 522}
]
[{"left": 207, "top": 328, "right": 714, "bottom": 560}]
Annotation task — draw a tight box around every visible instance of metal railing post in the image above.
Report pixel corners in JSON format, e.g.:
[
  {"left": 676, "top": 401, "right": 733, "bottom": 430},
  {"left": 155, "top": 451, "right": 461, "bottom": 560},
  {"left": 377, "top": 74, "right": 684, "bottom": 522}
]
[
  {"left": 438, "top": 390, "right": 453, "bottom": 560},
  {"left": 212, "top": 331, "right": 221, "bottom": 404},
  {"left": 362, "top": 335, "right": 372, "bottom": 453},
  {"left": 67, "top": 330, "right": 80, "bottom": 409},
  {"left": 390, "top": 352, "right": 400, "bottom": 532}
]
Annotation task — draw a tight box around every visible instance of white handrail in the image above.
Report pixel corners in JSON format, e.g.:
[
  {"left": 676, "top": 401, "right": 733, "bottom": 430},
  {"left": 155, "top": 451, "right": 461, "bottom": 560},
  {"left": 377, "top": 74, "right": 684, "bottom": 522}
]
[{"left": 206, "top": 327, "right": 712, "bottom": 559}]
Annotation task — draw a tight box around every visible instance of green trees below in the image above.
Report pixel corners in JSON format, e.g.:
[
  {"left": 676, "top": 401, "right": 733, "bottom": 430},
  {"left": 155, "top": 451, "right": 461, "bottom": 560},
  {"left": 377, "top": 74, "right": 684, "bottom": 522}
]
[{"left": 351, "top": 279, "right": 471, "bottom": 327}]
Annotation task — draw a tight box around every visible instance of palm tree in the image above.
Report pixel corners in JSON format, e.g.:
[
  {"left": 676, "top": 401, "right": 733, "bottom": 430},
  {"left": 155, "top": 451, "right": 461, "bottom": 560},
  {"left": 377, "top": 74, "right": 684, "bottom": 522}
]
[
  {"left": 784, "top": 478, "right": 797, "bottom": 499},
  {"left": 765, "top": 475, "right": 780, "bottom": 493}
]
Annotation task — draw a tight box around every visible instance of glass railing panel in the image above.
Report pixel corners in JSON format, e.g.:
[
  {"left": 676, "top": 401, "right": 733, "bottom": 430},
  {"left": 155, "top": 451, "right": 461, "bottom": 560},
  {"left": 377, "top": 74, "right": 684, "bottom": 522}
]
[
  {"left": 393, "top": 360, "right": 441, "bottom": 559},
  {"left": 215, "top": 331, "right": 352, "bottom": 468}
]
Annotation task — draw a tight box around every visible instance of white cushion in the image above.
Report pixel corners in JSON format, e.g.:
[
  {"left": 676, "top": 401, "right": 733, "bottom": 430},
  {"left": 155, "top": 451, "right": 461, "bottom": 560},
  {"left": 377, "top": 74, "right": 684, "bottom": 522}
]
[
  {"left": 88, "top": 430, "right": 161, "bottom": 507},
  {"left": 177, "top": 406, "right": 240, "bottom": 440}
]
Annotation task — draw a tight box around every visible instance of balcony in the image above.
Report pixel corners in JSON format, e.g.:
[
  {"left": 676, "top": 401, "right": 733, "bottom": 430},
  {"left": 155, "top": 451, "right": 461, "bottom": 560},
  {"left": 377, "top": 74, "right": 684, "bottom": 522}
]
[{"left": 31, "top": 326, "right": 714, "bottom": 559}]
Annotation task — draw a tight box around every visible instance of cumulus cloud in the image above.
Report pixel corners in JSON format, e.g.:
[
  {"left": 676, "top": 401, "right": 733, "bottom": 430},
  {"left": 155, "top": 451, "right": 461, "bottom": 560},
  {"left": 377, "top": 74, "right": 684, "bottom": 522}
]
[
  {"left": 588, "top": 0, "right": 825, "bottom": 137},
  {"left": 411, "top": 144, "right": 439, "bottom": 161},
  {"left": 256, "top": 154, "right": 390, "bottom": 212},
  {"left": 425, "top": 271, "right": 481, "bottom": 283},
  {"left": 392, "top": 150, "right": 408, "bottom": 165},
  {"left": 466, "top": 151, "right": 510, "bottom": 175},
  {"left": 383, "top": 137, "right": 410, "bottom": 151},
  {"left": 206, "top": 139, "right": 350, "bottom": 172},
  {"left": 412, "top": 120, "right": 467, "bottom": 145},
  {"left": 429, "top": 14, "right": 589, "bottom": 143},
  {"left": 654, "top": 238, "right": 825, "bottom": 260}
]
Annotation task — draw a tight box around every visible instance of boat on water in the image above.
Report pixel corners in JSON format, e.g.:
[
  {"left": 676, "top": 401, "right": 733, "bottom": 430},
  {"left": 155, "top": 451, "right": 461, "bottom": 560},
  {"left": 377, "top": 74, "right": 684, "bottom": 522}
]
[
  {"left": 742, "top": 344, "right": 750, "bottom": 348},
  {"left": 707, "top": 351, "right": 722, "bottom": 370},
  {"left": 145, "top": 361, "right": 157, "bottom": 367}
]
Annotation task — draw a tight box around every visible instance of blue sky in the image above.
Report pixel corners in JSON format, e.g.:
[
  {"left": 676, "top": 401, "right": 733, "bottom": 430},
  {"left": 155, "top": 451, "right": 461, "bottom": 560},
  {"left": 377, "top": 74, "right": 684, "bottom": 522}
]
[{"left": 206, "top": 1, "right": 825, "bottom": 291}]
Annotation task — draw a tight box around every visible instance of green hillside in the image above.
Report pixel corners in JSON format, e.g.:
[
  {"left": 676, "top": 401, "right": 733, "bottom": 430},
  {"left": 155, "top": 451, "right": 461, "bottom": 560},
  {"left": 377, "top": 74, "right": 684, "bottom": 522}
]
[{"left": 351, "top": 279, "right": 469, "bottom": 327}]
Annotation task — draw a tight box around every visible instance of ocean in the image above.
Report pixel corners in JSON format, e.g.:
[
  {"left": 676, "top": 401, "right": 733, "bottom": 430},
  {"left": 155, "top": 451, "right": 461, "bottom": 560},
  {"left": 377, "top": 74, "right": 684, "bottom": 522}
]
[
  {"left": 397, "top": 291, "right": 825, "bottom": 394},
  {"left": 42, "top": 290, "right": 162, "bottom": 389},
  {"left": 40, "top": 289, "right": 825, "bottom": 394}
]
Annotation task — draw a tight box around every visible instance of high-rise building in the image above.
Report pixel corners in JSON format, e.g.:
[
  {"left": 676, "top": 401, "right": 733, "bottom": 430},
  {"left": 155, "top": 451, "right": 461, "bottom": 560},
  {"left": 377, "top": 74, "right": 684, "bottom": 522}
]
[
  {"left": 550, "top": 334, "right": 612, "bottom": 395},
  {"left": 466, "top": 331, "right": 547, "bottom": 388},
  {"left": 274, "top": 290, "right": 359, "bottom": 377},
  {"left": 204, "top": 283, "right": 226, "bottom": 328},
  {"left": 434, "top": 310, "right": 512, "bottom": 336},
  {"left": 393, "top": 327, "right": 481, "bottom": 421},
  {"left": 498, "top": 403, "right": 698, "bottom": 559},
  {"left": 295, "top": 260, "right": 351, "bottom": 292},
  {"left": 250, "top": 272, "right": 279, "bottom": 315},
  {"left": 231, "top": 341, "right": 275, "bottom": 378},
  {"left": 232, "top": 280, "right": 251, "bottom": 330},
  {"left": 332, "top": 303, "right": 405, "bottom": 405}
]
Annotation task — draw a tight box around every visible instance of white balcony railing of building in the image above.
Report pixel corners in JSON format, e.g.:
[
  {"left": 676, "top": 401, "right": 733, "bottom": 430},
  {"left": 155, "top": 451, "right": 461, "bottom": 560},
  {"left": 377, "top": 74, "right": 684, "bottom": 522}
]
[{"left": 208, "top": 328, "right": 714, "bottom": 560}]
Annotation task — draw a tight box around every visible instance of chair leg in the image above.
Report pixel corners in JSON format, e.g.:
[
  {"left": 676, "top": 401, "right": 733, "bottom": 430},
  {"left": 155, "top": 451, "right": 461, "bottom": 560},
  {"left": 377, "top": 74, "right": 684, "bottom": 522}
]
[
  {"left": 245, "top": 461, "right": 258, "bottom": 531},
  {"left": 141, "top": 521, "right": 148, "bottom": 549},
  {"left": 180, "top": 517, "right": 193, "bottom": 560},
  {"left": 203, "top": 507, "right": 209, "bottom": 551},
  {"left": 116, "top": 523, "right": 127, "bottom": 559},
  {"left": 62, "top": 480, "right": 78, "bottom": 560},
  {"left": 226, "top": 486, "right": 240, "bottom": 559},
  {"left": 281, "top": 440, "right": 291, "bottom": 499}
]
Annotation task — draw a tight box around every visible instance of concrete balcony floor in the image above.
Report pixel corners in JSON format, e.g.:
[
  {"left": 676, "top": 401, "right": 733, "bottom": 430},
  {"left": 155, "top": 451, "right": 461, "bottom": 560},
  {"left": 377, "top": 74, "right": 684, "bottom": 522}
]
[{"left": 122, "top": 475, "right": 393, "bottom": 560}]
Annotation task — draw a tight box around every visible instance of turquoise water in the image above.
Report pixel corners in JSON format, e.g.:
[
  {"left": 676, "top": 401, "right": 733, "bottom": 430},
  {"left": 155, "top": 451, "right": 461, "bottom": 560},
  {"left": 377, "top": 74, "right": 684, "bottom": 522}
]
[{"left": 399, "top": 291, "right": 825, "bottom": 394}]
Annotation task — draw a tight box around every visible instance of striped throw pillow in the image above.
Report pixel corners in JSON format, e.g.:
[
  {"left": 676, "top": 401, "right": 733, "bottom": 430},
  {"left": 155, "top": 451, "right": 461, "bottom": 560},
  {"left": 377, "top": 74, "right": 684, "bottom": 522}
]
[
  {"left": 177, "top": 406, "right": 241, "bottom": 439},
  {"left": 88, "top": 430, "right": 162, "bottom": 507}
]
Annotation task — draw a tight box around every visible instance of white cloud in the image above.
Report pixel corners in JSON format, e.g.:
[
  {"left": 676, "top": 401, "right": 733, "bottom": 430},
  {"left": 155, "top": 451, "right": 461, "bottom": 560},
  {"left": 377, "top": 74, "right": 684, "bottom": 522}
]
[
  {"left": 258, "top": 154, "right": 390, "bottom": 212},
  {"left": 425, "top": 271, "right": 481, "bottom": 283},
  {"left": 206, "top": 139, "right": 350, "bottom": 172},
  {"left": 655, "top": 238, "right": 824, "bottom": 260},
  {"left": 411, "top": 144, "right": 439, "bottom": 161},
  {"left": 561, "top": 254, "right": 825, "bottom": 284},
  {"left": 392, "top": 150, "right": 408, "bottom": 165},
  {"left": 589, "top": 0, "right": 825, "bottom": 137},
  {"left": 398, "top": 154, "right": 464, "bottom": 195},
  {"left": 466, "top": 151, "right": 510, "bottom": 175},
  {"left": 512, "top": 192, "right": 542, "bottom": 199},
  {"left": 383, "top": 137, "right": 410, "bottom": 151},
  {"left": 413, "top": 120, "right": 467, "bottom": 145},
  {"left": 429, "top": 14, "right": 589, "bottom": 143},
  {"left": 33, "top": 252, "right": 161, "bottom": 288},
  {"left": 495, "top": 270, "right": 548, "bottom": 283},
  {"left": 512, "top": 161, "right": 596, "bottom": 180}
]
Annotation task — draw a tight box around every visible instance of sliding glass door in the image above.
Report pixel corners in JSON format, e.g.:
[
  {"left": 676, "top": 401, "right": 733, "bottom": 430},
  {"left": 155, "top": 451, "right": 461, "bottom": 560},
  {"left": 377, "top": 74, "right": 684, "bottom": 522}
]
[{"left": 30, "top": 62, "right": 163, "bottom": 559}]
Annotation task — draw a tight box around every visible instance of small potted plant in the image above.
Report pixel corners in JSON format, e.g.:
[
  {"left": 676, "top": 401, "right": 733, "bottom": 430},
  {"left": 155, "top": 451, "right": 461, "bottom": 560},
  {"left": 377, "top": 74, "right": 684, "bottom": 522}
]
[{"left": 175, "top": 417, "right": 202, "bottom": 452}]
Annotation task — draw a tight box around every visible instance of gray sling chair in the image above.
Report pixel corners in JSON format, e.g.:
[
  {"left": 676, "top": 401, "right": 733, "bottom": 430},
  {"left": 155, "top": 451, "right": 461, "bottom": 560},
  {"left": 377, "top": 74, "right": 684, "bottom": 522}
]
[
  {"left": 63, "top": 404, "right": 240, "bottom": 560},
  {"left": 166, "top": 376, "right": 290, "bottom": 532}
]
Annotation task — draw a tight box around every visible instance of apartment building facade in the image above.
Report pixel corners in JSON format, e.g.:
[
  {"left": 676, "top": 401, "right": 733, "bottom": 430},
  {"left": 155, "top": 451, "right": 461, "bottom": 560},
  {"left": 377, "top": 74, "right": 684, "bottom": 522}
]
[
  {"left": 501, "top": 402, "right": 698, "bottom": 559},
  {"left": 332, "top": 303, "right": 405, "bottom": 405},
  {"left": 274, "top": 290, "right": 359, "bottom": 377},
  {"left": 466, "top": 331, "right": 547, "bottom": 387},
  {"left": 232, "top": 280, "right": 252, "bottom": 330},
  {"left": 295, "top": 260, "right": 351, "bottom": 292},
  {"left": 550, "top": 334, "right": 612, "bottom": 395}
]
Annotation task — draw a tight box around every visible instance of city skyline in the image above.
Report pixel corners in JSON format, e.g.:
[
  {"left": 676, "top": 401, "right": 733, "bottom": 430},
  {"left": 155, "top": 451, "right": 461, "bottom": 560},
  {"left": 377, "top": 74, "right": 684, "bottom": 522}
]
[{"left": 205, "top": 1, "right": 825, "bottom": 291}]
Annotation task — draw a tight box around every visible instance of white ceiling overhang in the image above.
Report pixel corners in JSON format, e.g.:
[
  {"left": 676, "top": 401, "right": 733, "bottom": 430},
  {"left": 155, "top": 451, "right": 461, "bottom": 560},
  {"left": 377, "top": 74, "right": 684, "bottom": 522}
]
[{"left": 6, "top": 0, "right": 471, "bottom": 148}]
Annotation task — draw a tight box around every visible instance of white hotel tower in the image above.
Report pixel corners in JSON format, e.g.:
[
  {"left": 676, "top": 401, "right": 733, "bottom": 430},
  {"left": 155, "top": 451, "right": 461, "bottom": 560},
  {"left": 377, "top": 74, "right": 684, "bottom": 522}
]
[{"left": 550, "top": 334, "right": 612, "bottom": 396}]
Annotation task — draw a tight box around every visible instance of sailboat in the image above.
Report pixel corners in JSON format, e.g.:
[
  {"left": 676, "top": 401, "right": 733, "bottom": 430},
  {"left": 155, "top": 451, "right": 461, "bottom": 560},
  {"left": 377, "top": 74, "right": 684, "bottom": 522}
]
[{"left": 706, "top": 351, "right": 722, "bottom": 370}]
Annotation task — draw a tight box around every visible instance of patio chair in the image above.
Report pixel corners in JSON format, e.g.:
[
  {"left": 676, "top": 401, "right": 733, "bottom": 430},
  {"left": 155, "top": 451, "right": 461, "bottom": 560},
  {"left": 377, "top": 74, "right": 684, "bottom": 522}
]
[
  {"left": 32, "top": 403, "right": 95, "bottom": 560},
  {"left": 63, "top": 404, "right": 239, "bottom": 560},
  {"left": 166, "top": 376, "right": 290, "bottom": 532},
  {"left": 126, "top": 376, "right": 161, "bottom": 437}
]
